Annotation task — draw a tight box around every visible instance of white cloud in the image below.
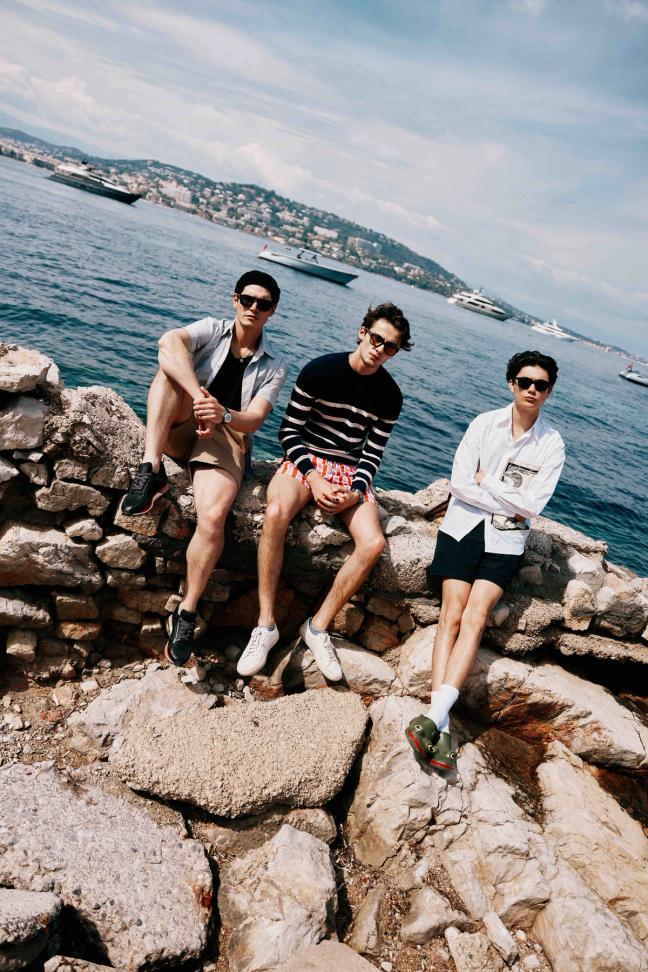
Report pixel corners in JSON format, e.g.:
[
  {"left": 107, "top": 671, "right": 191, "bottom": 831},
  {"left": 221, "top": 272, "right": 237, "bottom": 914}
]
[
  {"left": 510, "top": 0, "right": 547, "bottom": 15},
  {"left": 603, "top": 0, "right": 648, "bottom": 20}
]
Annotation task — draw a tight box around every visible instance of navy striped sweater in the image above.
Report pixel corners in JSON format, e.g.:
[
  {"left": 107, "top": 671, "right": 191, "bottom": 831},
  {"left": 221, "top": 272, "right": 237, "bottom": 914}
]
[{"left": 278, "top": 352, "right": 402, "bottom": 494}]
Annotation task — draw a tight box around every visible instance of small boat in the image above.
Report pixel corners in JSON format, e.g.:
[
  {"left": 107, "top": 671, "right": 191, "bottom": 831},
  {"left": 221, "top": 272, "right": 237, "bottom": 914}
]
[
  {"left": 49, "top": 162, "right": 141, "bottom": 205},
  {"left": 531, "top": 319, "right": 575, "bottom": 341},
  {"left": 619, "top": 364, "right": 648, "bottom": 387},
  {"left": 258, "top": 245, "right": 358, "bottom": 286},
  {"left": 447, "top": 288, "right": 508, "bottom": 321}
]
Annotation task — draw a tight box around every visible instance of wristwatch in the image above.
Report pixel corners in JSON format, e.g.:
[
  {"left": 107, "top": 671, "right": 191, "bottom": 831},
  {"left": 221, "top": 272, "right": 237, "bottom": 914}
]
[{"left": 222, "top": 409, "right": 232, "bottom": 425}]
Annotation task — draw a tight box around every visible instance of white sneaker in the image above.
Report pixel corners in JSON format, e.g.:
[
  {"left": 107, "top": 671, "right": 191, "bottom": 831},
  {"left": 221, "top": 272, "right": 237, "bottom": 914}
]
[
  {"left": 237, "top": 625, "right": 280, "bottom": 677},
  {"left": 299, "top": 619, "right": 343, "bottom": 682}
]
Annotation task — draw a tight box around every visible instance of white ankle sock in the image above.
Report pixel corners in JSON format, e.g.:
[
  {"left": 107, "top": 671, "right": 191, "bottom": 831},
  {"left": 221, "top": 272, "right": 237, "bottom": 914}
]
[{"left": 426, "top": 684, "right": 459, "bottom": 730}]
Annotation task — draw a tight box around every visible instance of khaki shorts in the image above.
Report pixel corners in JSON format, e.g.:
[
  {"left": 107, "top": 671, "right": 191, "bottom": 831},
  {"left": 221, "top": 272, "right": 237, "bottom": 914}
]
[{"left": 168, "top": 416, "right": 247, "bottom": 489}]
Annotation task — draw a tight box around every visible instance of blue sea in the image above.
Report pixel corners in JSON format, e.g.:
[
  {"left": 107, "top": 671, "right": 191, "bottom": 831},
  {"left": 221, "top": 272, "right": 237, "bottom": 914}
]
[{"left": 1, "top": 156, "right": 646, "bottom": 575}]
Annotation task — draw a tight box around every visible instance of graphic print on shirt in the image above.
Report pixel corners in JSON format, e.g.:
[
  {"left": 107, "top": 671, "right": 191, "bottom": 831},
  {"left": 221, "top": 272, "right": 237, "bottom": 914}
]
[{"left": 492, "top": 462, "right": 539, "bottom": 531}]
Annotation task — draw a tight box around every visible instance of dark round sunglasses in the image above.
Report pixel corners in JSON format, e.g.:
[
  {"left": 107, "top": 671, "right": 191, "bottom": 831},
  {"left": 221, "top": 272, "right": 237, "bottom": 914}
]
[
  {"left": 237, "top": 293, "right": 275, "bottom": 312},
  {"left": 514, "top": 376, "right": 550, "bottom": 392},
  {"left": 366, "top": 329, "right": 400, "bottom": 357}
]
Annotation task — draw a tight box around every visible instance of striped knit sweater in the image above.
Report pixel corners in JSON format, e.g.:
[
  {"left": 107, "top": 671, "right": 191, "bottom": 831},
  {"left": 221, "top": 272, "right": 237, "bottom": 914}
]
[{"left": 278, "top": 352, "right": 402, "bottom": 494}]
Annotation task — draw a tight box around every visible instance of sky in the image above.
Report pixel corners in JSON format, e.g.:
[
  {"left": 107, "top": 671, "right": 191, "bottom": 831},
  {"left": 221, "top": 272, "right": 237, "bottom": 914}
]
[{"left": 1, "top": 0, "right": 648, "bottom": 353}]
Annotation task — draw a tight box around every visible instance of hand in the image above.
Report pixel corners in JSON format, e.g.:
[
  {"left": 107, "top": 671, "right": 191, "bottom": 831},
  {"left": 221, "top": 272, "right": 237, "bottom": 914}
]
[
  {"left": 474, "top": 470, "right": 485, "bottom": 485},
  {"left": 193, "top": 387, "right": 226, "bottom": 429},
  {"left": 333, "top": 488, "right": 361, "bottom": 512},
  {"left": 308, "top": 473, "right": 347, "bottom": 513}
]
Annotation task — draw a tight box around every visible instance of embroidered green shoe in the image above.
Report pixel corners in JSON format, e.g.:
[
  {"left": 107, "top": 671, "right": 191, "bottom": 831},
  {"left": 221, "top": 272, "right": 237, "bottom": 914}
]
[{"left": 405, "top": 715, "right": 439, "bottom": 761}]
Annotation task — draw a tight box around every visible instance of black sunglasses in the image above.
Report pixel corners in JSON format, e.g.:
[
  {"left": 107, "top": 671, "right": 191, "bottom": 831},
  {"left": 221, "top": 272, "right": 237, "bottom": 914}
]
[
  {"left": 514, "top": 376, "right": 550, "bottom": 392},
  {"left": 366, "top": 329, "right": 400, "bottom": 357},
  {"left": 237, "top": 293, "right": 274, "bottom": 312}
]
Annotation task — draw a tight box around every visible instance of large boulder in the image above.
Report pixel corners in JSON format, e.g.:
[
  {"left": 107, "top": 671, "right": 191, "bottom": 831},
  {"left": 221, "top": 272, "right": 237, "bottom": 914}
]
[
  {"left": 0, "top": 344, "right": 54, "bottom": 393},
  {"left": 217, "top": 825, "right": 337, "bottom": 972},
  {"left": 533, "top": 858, "right": 648, "bottom": 972},
  {"left": 257, "top": 638, "right": 398, "bottom": 699},
  {"left": 0, "top": 888, "right": 61, "bottom": 972},
  {"left": 0, "top": 762, "right": 212, "bottom": 971},
  {"left": 0, "top": 523, "right": 103, "bottom": 591},
  {"left": 346, "top": 695, "right": 448, "bottom": 874},
  {"left": 538, "top": 742, "right": 648, "bottom": 944},
  {"left": 396, "top": 625, "right": 436, "bottom": 697},
  {"left": 111, "top": 687, "right": 368, "bottom": 817},
  {"left": 463, "top": 648, "right": 648, "bottom": 771}
]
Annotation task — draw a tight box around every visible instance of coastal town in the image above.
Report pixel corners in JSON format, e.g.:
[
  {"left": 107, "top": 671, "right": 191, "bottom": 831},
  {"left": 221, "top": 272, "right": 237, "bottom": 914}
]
[{"left": 1, "top": 127, "right": 644, "bottom": 362}]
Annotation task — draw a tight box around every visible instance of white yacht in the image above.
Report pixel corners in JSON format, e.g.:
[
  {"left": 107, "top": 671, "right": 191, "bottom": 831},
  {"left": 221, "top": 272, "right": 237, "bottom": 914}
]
[
  {"left": 447, "top": 288, "right": 508, "bottom": 321},
  {"left": 530, "top": 319, "right": 575, "bottom": 341},
  {"left": 258, "top": 245, "right": 358, "bottom": 286},
  {"left": 49, "top": 162, "right": 141, "bottom": 205}
]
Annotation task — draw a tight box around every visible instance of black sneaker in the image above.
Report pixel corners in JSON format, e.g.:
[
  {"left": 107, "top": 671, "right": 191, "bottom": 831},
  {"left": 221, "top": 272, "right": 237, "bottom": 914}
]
[
  {"left": 165, "top": 609, "right": 196, "bottom": 667},
  {"left": 122, "top": 462, "right": 169, "bottom": 516}
]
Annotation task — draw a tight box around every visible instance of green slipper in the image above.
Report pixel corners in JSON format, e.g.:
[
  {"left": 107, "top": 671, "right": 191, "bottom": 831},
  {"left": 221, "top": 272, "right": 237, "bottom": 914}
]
[
  {"left": 429, "top": 731, "right": 457, "bottom": 772},
  {"left": 405, "top": 715, "right": 439, "bottom": 762}
]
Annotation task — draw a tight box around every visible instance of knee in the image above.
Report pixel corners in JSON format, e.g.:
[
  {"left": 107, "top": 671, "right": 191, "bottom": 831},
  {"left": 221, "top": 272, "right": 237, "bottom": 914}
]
[
  {"left": 198, "top": 505, "right": 228, "bottom": 537},
  {"left": 439, "top": 599, "right": 465, "bottom": 629},
  {"left": 357, "top": 532, "right": 385, "bottom": 563},
  {"left": 460, "top": 604, "right": 490, "bottom": 633},
  {"left": 263, "top": 501, "right": 293, "bottom": 534}
]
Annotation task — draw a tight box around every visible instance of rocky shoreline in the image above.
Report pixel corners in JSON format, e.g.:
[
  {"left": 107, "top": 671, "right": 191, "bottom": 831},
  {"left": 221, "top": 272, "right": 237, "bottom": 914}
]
[{"left": 1, "top": 342, "right": 647, "bottom": 972}]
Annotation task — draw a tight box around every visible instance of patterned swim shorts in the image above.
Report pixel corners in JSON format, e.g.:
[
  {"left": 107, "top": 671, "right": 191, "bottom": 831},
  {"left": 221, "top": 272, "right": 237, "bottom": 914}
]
[{"left": 276, "top": 453, "right": 376, "bottom": 504}]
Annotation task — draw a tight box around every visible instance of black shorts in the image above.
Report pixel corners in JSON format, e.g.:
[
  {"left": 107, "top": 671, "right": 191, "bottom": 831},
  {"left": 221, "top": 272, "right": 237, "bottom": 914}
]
[{"left": 427, "top": 520, "right": 523, "bottom": 591}]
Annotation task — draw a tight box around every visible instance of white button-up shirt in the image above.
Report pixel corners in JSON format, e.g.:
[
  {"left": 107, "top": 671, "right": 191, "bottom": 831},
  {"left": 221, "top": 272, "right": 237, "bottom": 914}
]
[{"left": 440, "top": 403, "right": 566, "bottom": 554}]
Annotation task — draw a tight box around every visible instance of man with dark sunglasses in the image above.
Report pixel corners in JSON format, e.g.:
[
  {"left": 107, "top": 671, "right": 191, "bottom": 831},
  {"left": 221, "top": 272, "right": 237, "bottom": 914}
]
[
  {"left": 406, "top": 350, "right": 565, "bottom": 773},
  {"left": 121, "top": 270, "right": 286, "bottom": 665},
  {"left": 237, "top": 303, "right": 411, "bottom": 681}
]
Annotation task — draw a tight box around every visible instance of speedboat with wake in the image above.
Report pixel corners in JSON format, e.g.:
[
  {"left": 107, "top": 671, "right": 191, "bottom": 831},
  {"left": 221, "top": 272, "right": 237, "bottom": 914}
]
[
  {"left": 619, "top": 363, "right": 648, "bottom": 387},
  {"left": 258, "top": 245, "right": 358, "bottom": 285}
]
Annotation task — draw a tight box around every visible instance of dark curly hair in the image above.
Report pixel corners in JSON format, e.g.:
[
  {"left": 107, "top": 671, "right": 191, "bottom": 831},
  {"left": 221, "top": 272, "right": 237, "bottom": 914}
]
[
  {"left": 360, "top": 302, "right": 413, "bottom": 351},
  {"left": 506, "top": 350, "right": 558, "bottom": 387}
]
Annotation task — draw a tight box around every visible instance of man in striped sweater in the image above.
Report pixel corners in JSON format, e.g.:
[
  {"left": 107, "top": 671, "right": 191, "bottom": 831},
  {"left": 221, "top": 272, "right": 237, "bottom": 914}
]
[{"left": 237, "top": 303, "right": 411, "bottom": 681}]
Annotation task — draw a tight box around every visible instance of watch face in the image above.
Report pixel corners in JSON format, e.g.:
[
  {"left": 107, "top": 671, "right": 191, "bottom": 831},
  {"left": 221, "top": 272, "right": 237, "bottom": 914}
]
[{"left": 223, "top": 411, "right": 232, "bottom": 424}]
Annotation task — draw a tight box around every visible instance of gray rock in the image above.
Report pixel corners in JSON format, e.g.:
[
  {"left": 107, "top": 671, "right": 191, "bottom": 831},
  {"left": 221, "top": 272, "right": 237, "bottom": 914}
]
[
  {"left": 0, "top": 457, "right": 18, "bottom": 483},
  {"left": 5, "top": 629, "right": 38, "bottom": 662},
  {"left": 64, "top": 516, "right": 103, "bottom": 541},
  {"left": 396, "top": 625, "right": 436, "bottom": 698},
  {"left": 370, "top": 530, "right": 439, "bottom": 596},
  {"left": 274, "top": 940, "right": 377, "bottom": 971},
  {"left": 0, "top": 396, "right": 48, "bottom": 450},
  {"left": 0, "top": 345, "right": 53, "bottom": 393},
  {"left": 44, "top": 959, "right": 113, "bottom": 972},
  {"left": 190, "top": 807, "right": 336, "bottom": 857},
  {"left": 111, "top": 687, "right": 368, "bottom": 817},
  {"left": 218, "top": 824, "right": 337, "bottom": 972},
  {"left": 348, "top": 887, "right": 384, "bottom": 955},
  {"left": 347, "top": 695, "right": 447, "bottom": 873},
  {"left": 53, "top": 593, "right": 98, "bottom": 621},
  {"left": 53, "top": 458, "right": 89, "bottom": 482},
  {"left": 67, "top": 666, "right": 218, "bottom": 749},
  {"left": 263, "top": 639, "right": 398, "bottom": 698},
  {"left": 555, "top": 629, "right": 648, "bottom": 665},
  {"left": 0, "top": 762, "right": 212, "bottom": 971},
  {"left": 35, "top": 480, "right": 110, "bottom": 517},
  {"left": 400, "top": 886, "right": 468, "bottom": 943},
  {"left": 445, "top": 927, "right": 505, "bottom": 971},
  {"left": 483, "top": 910, "right": 518, "bottom": 965},
  {"left": 0, "top": 590, "right": 51, "bottom": 627},
  {"left": 0, "top": 524, "right": 103, "bottom": 591},
  {"left": 463, "top": 648, "right": 648, "bottom": 771},
  {"left": 18, "top": 460, "right": 49, "bottom": 485},
  {"left": 0, "top": 887, "right": 61, "bottom": 972},
  {"left": 533, "top": 858, "right": 648, "bottom": 972},
  {"left": 95, "top": 534, "right": 147, "bottom": 569}
]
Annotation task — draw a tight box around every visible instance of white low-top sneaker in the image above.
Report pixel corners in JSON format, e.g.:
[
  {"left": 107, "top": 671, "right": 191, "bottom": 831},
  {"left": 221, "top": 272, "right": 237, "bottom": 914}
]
[
  {"left": 237, "top": 625, "right": 279, "bottom": 677},
  {"left": 299, "top": 619, "right": 343, "bottom": 682}
]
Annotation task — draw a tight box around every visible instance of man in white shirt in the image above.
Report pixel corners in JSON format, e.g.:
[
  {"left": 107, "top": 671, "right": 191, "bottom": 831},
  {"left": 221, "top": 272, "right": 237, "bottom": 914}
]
[
  {"left": 120, "top": 270, "right": 287, "bottom": 666},
  {"left": 406, "top": 350, "right": 565, "bottom": 772}
]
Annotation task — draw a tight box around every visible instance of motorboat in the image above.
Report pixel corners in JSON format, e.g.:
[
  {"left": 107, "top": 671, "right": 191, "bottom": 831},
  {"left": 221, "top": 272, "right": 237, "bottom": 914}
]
[
  {"left": 619, "top": 364, "right": 648, "bottom": 387},
  {"left": 447, "top": 288, "right": 508, "bottom": 321},
  {"left": 49, "top": 162, "right": 141, "bottom": 205},
  {"left": 531, "top": 319, "right": 575, "bottom": 341},
  {"left": 258, "top": 245, "right": 358, "bottom": 285}
]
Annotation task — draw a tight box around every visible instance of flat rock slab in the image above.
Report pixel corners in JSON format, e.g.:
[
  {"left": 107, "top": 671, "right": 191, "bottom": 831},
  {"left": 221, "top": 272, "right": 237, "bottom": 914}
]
[
  {"left": 67, "top": 666, "right": 218, "bottom": 749},
  {"left": 190, "top": 807, "right": 336, "bottom": 857},
  {"left": 218, "top": 825, "right": 337, "bottom": 972},
  {"left": 274, "top": 940, "right": 378, "bottom": 970},
  {"left": 0, "top": 887, "right": 61, "bottom": 972},
  {"left": 111, "top": 688, "right": 368, "bottom": 817},
  {"left": 0, "top": 344, "right": 54, "bottom": 392},
  {"left": 0, "top": 762, "right": 211, "bottom": 971},
  {"left": 44, "top": 960, "right": 113, "bottom": 972}
]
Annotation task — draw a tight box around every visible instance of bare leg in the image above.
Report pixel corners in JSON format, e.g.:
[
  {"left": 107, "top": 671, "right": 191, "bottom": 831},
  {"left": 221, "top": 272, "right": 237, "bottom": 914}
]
[
  {"left": 312, "top": 502, "right": 385, "bottom": 630},
  {"left": 180, "top": 466, "right": 238, "bottom": 613},
  {"left": 143, "top": 369, "right": 194, "bottom": 470},
  {"left": 430, "top": 578, "right": 472, "bottom": 691},
  {"left": 442, "top": 579, "right": 505, "bottom": 690},
  {"left": 257, "top": 473, "right": 312, "bottom": 626}
]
